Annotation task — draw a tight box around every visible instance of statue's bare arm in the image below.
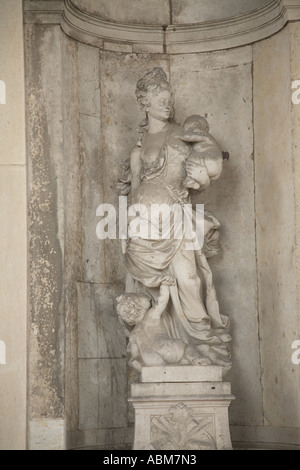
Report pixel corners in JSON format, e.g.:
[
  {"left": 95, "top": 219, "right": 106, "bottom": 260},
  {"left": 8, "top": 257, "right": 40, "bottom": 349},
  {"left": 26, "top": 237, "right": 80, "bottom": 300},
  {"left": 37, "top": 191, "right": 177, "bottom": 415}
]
[
  {"left": 130, "top": 145, "right": 142, "bottom": 193},
  {"left": 147, "top": 281, "right": 174, "bottom": 321}
]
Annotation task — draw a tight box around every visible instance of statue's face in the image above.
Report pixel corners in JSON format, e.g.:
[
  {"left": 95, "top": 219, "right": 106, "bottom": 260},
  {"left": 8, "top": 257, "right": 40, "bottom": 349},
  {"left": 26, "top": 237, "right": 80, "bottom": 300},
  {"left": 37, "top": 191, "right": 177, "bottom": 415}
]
[{"left": 147, "top": 89, "right": 172, "bottom": 122}]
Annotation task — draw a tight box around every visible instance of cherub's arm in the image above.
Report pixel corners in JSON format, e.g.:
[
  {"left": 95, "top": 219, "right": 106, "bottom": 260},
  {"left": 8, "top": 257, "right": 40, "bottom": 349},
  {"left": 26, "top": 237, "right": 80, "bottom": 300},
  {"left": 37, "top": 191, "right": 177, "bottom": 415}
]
[
  {"left": 130, "top": 145, "right": 142, "bottom": 194},
  {"left": 148, "top": 282, "right": 173, "bottom": 321},
  {"left": 173, "top": 127, "right": 209, "bottom": 143},
  {"left": 182, "top": 131, "right": 209, "bottom": 143}
]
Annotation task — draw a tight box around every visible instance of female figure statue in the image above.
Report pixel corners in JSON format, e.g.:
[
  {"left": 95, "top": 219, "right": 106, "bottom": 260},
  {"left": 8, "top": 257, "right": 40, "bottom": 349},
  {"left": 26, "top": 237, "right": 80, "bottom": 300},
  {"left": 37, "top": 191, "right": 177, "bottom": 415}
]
[{"left": 118, "top": 67, "right": 230, "bottom": 368}]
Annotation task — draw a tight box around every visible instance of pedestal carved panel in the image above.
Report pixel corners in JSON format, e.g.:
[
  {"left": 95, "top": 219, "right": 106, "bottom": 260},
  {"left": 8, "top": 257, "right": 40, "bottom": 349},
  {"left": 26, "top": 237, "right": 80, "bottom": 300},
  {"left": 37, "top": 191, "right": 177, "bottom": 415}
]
[{"left": 151, "top": 403, "right": 216, "bottom": 450}]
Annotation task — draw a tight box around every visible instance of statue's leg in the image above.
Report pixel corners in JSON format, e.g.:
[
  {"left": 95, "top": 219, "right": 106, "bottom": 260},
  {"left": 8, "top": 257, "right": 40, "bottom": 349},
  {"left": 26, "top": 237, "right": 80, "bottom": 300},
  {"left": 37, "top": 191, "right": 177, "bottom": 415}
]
[{"left": 169, "top": 242, "right": 210, "bottom": 325}]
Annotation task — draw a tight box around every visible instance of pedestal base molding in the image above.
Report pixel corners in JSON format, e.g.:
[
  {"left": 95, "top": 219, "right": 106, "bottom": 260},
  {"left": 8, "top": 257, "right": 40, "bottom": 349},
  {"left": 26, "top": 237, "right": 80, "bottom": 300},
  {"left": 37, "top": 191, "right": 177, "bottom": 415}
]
[{"left": 130, "top": 366, "right": 234, "bottom": 450}]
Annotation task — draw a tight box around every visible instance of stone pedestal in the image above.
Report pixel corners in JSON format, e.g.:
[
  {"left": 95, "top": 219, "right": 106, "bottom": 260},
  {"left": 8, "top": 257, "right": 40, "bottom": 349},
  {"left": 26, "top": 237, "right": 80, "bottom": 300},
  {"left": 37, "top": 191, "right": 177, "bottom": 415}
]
[{"left": 129, "top": 366, "right": 234, "bottom": 450}]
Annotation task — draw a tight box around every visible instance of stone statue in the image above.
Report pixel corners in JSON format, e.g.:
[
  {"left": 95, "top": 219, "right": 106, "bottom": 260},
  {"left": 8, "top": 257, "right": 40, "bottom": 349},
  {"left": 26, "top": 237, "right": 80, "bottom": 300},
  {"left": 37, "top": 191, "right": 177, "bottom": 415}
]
[
  {"left": 116, "top": 282, "right": 211, "bottom": 372},
  {"left": 117, "top": 67, "right": 231, "bottom": 370}
]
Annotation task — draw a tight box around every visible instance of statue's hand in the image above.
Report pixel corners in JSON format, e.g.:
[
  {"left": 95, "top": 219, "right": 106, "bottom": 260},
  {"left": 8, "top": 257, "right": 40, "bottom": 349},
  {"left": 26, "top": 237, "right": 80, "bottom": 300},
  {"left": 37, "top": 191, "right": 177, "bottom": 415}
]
[
  {"left": 161, "top": 276, "right": 175, "bottom": 286},
  {"left": 153, "top": 278, "right": 175, "bottom": 316}
]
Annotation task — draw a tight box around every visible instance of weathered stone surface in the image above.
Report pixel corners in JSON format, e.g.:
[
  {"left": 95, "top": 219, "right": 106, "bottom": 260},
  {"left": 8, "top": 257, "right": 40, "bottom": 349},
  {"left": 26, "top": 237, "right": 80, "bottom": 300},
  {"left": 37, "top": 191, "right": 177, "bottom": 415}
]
[
  {"left": 80, "top": 114, "right": 105, "bottom": 283},
  {"left": 77, "top": 282, "right": 126, "bottom": 359},
  {"left": 141, "top": 366, "right": 222, "bottom": 383},
  {"left": 290, "top": 24, "right": 300, "bottom": 387},
  {"left": 131, "top": 381, "right": 232, "bottom": 398},
  {"left": 25, "top": 23, "right": 65, "bottom": 420},
  {"left": 67, "top": 426, "right": 134, "bottom": 450},
  {"left": 68, "top": 0, "right": 274, "bottom": 27},
  {"left": 253, "top": 23, "right": 300, "bottom": 428},
  {"left": 72, "top": 0, "right": 170, "bottom": 25},
  {"left": 78, "top": 42, "right": 100, "bottom": 118},
  {"left": 77, "top": 43, "right": 106, "bottom": 283},
  {"left": 170, "top": 47, "right": 263, "bottom": 426},
  {"left": 61, "top": 1, "right": 289, "bottom": 55},
  {"left": 28, "top": 419, "right": 65, "bottom": 450},
  {"left": 78, "top": 358, "right": 128, "bottom": 429},
  {"left": 171, "top": 0, "right": 270, "bottom": 24},
  {"left": 77, "top": 282, "right": 128, "bottom": 436},
  {"left": 61, "top": 33, "right": 81, "bottom": 434},
  {"left": 231, "top": 425, "right": 300, "bottom": 450}
]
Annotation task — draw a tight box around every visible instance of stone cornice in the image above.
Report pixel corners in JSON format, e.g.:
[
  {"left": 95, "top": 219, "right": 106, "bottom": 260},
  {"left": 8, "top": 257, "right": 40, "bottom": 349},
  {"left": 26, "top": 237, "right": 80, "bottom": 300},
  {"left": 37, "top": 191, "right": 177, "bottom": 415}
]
[
  {"left": 61, "top": 0, "right": 165, "bottom": 52},
  {"left": 24, "top": 0, "right": 300, "bottom": 52},
  {"left": 166, "top": 1, "right": 284, "bottom": 53},
  {"left": 276, "top": 0, "right": 300, "bottom": 20}
]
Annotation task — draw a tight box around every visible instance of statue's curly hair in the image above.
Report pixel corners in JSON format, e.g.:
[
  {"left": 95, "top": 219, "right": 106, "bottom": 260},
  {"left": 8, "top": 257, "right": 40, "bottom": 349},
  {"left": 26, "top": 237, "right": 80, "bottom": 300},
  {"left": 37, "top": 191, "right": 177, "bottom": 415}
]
[
  {"left": 115, "top": 293, "right": 151, "bottom": 325},
  {"left": 135, "top": 67, "right": 173, "bottom": 113}
]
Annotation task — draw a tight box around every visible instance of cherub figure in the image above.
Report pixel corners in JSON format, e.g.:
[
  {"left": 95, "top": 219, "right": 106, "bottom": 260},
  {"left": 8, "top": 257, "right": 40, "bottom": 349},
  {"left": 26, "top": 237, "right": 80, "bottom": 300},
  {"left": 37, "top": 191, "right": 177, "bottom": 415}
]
[
  {"left": 178, "top": 114, "right": 224, "bottom": 191},
  {"left": 116, "top": 280, "right": 211, "bottom": 372}
]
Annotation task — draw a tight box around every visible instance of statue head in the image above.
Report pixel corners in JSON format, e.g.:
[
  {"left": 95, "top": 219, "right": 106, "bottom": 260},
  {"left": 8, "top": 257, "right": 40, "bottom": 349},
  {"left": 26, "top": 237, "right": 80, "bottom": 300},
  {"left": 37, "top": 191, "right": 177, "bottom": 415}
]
[
  {"left": 135, "top": 67, "right": 174, "bottom": 120},
  {"left": 116, "top": 292, "right": 152, "bottom": 326},
  {"left": 183, "top": 114, "right": 210, "bottom": 134}
]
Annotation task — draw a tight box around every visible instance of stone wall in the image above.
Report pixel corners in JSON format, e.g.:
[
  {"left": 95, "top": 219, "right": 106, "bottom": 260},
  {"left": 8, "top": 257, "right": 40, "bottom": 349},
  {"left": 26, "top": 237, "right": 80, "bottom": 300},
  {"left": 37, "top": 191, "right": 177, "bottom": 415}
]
[
  {"left": 9, "top": 0, "right": 300, "bottom": 450},
  {"left": 251, "top": 22, "right": 300, "bottom": 446},
  {"left": 25, "top": 23, "right": 68, "bottom": 449},
  {"left": 0, "top": 0, "right": 27, "bottom": 450}
]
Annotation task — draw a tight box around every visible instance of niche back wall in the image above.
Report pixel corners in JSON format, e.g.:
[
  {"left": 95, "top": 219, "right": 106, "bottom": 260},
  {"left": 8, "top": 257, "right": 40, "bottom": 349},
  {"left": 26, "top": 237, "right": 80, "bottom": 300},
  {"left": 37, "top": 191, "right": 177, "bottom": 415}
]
[{"left": 24, "top": 0, "right": 300, "bottom": 450}]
